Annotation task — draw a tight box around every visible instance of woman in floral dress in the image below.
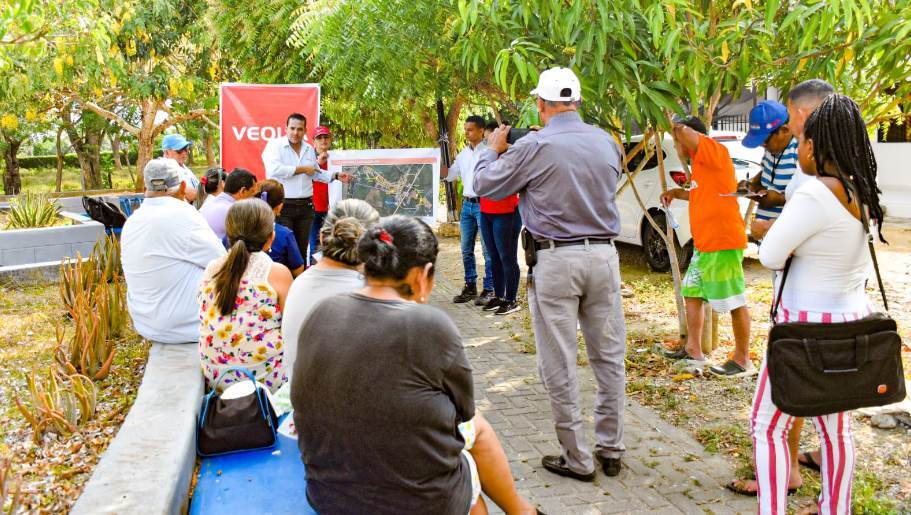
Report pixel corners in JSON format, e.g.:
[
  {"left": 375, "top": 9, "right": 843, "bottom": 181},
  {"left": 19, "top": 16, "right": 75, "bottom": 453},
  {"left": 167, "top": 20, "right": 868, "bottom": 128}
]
[{"left": 198, "top": 198, "right": 294, "bottom": 393}]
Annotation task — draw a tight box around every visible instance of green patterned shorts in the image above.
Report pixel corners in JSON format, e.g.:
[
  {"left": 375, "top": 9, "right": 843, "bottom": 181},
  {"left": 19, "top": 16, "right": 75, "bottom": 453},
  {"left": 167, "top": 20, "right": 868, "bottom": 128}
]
[{"left": 681, "top": 249, "right": 746, "bottom": 312}]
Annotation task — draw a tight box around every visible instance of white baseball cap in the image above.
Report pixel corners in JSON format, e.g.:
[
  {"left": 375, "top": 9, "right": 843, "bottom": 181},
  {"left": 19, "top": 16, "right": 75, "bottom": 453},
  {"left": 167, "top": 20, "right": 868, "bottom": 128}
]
[{"left": 530, "top": 67, "right": 582, "bottom": 102}]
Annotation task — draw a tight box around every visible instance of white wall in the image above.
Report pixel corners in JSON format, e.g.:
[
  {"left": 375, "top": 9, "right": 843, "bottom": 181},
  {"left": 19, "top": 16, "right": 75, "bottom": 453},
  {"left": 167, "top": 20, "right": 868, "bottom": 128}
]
[{"left": 874, "top": 141, "right": 911, "bottom": 220}]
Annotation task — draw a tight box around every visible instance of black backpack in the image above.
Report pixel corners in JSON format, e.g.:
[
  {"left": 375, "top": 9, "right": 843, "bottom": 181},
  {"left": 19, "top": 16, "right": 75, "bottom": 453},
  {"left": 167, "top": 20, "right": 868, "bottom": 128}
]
[{"left": 82, "top": 196, "right": 127, "bottom": 229}]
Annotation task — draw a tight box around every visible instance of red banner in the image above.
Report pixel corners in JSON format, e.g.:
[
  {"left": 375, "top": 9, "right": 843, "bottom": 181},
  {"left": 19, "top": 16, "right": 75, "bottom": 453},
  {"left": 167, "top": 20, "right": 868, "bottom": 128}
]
[{"left": 220, "top": 84, "right": 321, "bottom": 179}]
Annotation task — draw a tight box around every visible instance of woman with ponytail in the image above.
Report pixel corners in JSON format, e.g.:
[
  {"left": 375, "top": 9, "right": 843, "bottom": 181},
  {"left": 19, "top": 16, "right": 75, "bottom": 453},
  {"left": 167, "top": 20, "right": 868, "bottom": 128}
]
[
  {"left": 198, "top": 199, "right": 293, "bottom": 393},
  {"left": 291, "top": 215, "right": 537, "bottom": 515},
  {"left": 195, "top": 167, "right": 226, "bottom": 209}
]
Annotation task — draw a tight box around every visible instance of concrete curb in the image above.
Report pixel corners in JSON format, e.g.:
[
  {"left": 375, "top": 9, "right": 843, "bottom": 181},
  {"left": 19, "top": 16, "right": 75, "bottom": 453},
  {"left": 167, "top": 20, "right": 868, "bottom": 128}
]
[
  {"left": 72, "top": 343, "right": 202, "bottom": 515},
  {"left": 0, "top": 260, "right": 65, "bottom": 285}
]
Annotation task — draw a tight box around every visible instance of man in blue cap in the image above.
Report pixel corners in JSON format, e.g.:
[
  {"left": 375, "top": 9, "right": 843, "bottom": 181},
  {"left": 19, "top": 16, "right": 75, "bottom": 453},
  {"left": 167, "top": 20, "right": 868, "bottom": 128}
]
[
  {"left": 161, "top": 133, "right": 200, "bottom": 202},
  {"left": 739, "top": 100, "right": 798, "bottom": 231}
]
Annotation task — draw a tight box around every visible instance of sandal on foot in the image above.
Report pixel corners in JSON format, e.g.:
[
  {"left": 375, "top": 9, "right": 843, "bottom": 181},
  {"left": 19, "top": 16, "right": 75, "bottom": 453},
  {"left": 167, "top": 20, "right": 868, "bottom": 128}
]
[
  {"left": 726, "top": 479, "right": 798, "bottom": 497},
  {"left": 798, "top": 451, "right": 821, "bottom": 472}
]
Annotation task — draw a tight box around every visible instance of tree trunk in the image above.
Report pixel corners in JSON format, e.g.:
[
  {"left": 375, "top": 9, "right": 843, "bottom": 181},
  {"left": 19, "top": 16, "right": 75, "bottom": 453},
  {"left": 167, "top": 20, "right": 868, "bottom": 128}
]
[
  {"left": 1, "top": 136, "right": 23, "bottom": 195},
  {"left": 73, "top": 128, "right": 104, "bottom": 190},
  {"left": 55, "top": 127, "right": 65, "bottom": 192},
  {"left": 704, "top": 89, "right": 723, "bottom": 128},
  {"left": 135, "top": 134, "right": 154, "bottom": 192},
  {"left": 654, "top": 132, "right": 688, "bottom": 341},
  {"left": 111, "top": 131, "right": 122, "bottom": 171},
  {"left": 134, "top": 100, "right": 158, "bottom": 192},
  {"left": 62, "top": 106, "right": 106, "bottom": 190},
  {"left": 205, "top": 129, "right": 215, "bottom": 168}
]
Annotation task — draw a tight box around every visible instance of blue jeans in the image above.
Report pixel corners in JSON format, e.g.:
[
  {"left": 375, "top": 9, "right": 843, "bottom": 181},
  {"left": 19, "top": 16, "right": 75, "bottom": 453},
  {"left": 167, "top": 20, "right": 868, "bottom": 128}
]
[
  {"left": 308, "top": 211, "right": 327, "bottom": 265},
  {"left": 460, "top": 200, "right": 494, "bottom": 291},
  {"left": 479, "top": 210, "right": 522, "bottom": 302}
]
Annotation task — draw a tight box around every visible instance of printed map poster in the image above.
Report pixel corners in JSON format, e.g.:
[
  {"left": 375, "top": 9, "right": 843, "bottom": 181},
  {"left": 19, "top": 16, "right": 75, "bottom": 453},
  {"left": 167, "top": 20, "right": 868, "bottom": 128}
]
[{"left": 327, "top": 148, "right": 441, "bottom": 223}]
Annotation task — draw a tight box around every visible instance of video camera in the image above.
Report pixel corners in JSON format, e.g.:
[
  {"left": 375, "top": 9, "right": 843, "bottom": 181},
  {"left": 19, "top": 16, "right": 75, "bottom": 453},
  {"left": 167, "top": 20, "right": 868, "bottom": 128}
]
[{"left": 507, "top": 128, "right": 532, "bottom": 145}]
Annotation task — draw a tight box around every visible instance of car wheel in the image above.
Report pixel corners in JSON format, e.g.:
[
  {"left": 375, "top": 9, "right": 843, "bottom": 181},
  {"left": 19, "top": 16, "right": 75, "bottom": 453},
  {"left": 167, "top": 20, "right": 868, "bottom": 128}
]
[{"left": 642, "top": 212, "right": 686, "bottom": 273}]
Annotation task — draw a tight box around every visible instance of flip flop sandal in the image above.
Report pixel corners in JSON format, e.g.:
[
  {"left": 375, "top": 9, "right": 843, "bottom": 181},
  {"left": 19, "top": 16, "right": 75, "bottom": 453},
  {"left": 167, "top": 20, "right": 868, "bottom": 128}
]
[
  {"left": 726, "top": 479, "right": 798, "bottom": 497},
  {"left": 798, "top": 451, "right": 821, "bottom": 472}
]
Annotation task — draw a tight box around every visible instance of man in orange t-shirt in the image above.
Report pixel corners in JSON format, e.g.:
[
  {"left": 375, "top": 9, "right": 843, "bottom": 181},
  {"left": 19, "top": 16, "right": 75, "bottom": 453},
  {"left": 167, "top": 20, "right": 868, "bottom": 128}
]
[{"left": 659, "top": 116, "right": 754, "bottom": 378}]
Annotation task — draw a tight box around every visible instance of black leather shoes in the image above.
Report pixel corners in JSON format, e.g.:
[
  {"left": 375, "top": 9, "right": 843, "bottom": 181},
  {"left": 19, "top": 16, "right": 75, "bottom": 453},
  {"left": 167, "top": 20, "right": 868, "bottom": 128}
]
[
  {"left": 596, "top": 455, "right": 622, "bottom": 477},
  {"left": 541, "top": 455, "right": 595, "bottom": 482}
]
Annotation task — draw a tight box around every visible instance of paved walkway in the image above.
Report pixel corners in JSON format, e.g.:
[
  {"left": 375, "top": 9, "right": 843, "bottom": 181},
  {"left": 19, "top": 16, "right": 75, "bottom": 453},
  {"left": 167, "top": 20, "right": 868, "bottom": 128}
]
[{"left": 431, "top": 239, "right": 754, "bottom": 514}]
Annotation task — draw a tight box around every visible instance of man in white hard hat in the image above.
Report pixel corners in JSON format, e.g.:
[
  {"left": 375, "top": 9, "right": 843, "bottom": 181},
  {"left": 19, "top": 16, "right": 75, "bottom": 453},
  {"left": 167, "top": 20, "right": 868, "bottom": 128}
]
[{"left": 474, "top": 67, "right": 628, "bottom": 481}]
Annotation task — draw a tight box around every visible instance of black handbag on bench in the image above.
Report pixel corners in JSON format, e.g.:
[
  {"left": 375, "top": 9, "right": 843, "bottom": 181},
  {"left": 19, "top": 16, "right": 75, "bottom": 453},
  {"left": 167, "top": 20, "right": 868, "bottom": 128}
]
[
  {"left": 196, "top": 367, "right": 279, "bottom": 456},
  {"left": 766, "top": 211, "right": 905, "bottom": 417}
]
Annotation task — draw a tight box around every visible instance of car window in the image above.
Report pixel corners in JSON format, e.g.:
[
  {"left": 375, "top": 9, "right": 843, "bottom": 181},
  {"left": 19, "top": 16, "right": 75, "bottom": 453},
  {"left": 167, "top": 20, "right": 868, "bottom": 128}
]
[{"left": 622, "top": 143, "right": 666, "bottom": 172}]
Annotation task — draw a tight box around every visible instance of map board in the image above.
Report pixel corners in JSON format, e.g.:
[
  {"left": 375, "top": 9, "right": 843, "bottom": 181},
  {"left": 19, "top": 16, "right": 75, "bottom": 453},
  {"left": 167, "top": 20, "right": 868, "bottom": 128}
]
[{"left": 327, "top": 148, "right": 442, "bottom": 223}]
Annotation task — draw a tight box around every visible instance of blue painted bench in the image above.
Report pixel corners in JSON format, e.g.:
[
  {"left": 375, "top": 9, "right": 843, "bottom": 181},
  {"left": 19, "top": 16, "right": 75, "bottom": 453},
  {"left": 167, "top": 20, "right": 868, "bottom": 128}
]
[{"left": 189, "top": 433, "right": 317, "bottom": 514}]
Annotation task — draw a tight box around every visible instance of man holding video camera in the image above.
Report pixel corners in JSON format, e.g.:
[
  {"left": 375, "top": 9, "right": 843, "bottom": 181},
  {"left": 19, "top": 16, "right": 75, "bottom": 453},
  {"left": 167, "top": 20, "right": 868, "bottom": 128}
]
[{"left": 473, "top": 67, "right": 627, "bottom": 482}]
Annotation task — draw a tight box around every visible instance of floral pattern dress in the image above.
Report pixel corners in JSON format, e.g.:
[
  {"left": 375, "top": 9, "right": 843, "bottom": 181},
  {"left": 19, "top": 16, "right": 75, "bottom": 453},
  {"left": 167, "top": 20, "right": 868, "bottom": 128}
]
[{"left": 198, "top": 251, "right": 285, "bottom": 393}]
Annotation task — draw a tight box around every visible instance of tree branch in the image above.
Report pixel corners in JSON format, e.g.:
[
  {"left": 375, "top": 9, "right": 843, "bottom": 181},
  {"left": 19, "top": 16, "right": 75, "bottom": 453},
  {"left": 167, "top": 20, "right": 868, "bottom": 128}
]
[
  {"left": 153, "top": 109, "right": 219, "bottom": 137},
  {"left": 82, "top": 102, "right": 141, "bottom": 136},
  {"left": 200, "top": 114, "right": 219, "bottom": 130}
]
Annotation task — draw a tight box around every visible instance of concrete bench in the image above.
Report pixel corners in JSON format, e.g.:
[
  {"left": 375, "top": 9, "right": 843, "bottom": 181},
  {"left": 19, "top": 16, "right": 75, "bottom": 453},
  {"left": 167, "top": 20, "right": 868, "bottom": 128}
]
[
  {"left": 0, "top": 220, "right": 104, "bottom": 267},
  {"left": 72, "top": 343, "right": 202, "bottom": 515}
]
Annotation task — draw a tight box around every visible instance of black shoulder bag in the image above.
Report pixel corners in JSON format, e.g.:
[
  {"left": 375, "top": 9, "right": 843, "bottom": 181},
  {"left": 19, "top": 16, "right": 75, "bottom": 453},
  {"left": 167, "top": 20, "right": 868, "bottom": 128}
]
[
  {"left": 766, "top": 210, "right": 905, "bottom": 417},
  {"left": 82, "top": 196, "right": 127, "bottom": 230},
  {"left": 196, "top": 367, "right": 279, "bottom": 456}
]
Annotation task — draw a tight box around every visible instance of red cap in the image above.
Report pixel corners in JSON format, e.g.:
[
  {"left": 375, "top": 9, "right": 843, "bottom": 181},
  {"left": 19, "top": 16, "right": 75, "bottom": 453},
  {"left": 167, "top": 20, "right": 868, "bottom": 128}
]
[{"left": 314, "top": 126, "right": 331, "bottom": 137}]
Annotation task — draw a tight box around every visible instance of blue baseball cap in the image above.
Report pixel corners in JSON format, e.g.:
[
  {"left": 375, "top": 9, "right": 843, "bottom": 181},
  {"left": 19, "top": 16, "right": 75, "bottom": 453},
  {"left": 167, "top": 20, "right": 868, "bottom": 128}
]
[
  {"left": 743, "top": 100, "right": 789, "bottom": 148},
  {"left": 161, "top": 133, "right": 192, "bottom": 151}
]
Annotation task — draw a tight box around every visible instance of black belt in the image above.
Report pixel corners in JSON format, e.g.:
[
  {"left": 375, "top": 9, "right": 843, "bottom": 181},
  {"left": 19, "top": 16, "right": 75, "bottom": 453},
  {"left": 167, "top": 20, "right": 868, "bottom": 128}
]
[
  {"left": 463, "top": 197, "right": 479, "bottom": 203},
  {"left": 535, "top": 238, "right": 613, "bottom": 251},
  {"left": 285, "top": 197, "right": 313, "bottom": 203}
]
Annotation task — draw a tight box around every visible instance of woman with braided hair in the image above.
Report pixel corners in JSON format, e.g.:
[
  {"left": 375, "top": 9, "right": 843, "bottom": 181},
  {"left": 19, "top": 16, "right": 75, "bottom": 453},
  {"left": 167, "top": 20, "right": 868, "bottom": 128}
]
[
  {"left": 750, "top": 94, "right": 884, "bottom": 514},
  {"left": 198, "top": 199, "right": 294, "bottom": 393}
]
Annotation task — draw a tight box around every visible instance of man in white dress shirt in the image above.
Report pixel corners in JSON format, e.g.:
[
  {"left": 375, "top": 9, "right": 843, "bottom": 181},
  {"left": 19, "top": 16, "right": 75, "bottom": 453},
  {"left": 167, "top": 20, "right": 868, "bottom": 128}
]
[
  {"left": 121, "top": 158, "right": 226, "bottom": 343},
  {"left": 261, "top": 113, "right": 349, "bottom": 253},
  {"left": 443, "top": 115, "right": 495, "bottom": 305}
]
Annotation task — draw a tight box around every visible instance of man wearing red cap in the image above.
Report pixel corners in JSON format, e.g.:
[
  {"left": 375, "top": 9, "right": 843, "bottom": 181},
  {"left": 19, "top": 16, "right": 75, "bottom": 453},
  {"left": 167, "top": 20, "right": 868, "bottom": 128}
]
[{"left": 310, "top": 125, "right": 334, "bottom": 264}]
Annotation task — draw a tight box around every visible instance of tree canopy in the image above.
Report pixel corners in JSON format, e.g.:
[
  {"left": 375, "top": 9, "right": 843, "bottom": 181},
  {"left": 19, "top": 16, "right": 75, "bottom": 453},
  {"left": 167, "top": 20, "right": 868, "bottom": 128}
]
[{"left": 0, "top": 0, "right": 909, "bottom": 195}]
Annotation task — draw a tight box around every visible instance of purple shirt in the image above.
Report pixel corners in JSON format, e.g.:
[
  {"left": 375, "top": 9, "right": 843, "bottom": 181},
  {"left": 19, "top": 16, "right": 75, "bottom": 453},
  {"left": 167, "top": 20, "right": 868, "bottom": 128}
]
[{"left": 199, "top": 192, "right": 236, "bottom": 240}]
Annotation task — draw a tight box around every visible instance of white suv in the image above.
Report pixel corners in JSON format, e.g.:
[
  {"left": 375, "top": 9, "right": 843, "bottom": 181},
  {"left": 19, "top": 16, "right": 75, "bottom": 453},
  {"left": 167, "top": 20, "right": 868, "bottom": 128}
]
[{"left": 614, "top": 131, "right": 763, "bottom": 271}]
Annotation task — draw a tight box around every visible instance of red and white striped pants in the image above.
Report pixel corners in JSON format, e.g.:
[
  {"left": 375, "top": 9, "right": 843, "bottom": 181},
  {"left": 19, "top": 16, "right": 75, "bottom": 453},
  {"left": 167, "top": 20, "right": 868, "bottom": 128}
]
[{"left": 751, "top": 306, "right": 871, "bottom": 514}]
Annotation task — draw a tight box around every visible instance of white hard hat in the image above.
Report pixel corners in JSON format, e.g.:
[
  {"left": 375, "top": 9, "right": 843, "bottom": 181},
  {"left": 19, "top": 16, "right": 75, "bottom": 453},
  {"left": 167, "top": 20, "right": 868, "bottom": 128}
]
[{"left": 530, "top": 67, "right": 582, "bottom": 102}]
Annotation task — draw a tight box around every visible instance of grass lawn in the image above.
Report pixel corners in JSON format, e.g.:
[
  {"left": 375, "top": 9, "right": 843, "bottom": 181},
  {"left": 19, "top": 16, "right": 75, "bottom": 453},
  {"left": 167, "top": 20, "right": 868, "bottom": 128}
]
[{"left": 13, "top": 164, "right": 212, "bottom": 194}]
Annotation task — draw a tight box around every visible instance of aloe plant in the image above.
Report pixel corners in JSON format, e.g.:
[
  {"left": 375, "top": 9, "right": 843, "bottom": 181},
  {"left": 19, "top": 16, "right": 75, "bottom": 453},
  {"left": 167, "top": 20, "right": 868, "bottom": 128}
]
[
  {"left": 4, "top": 192, "right": 61, "bottom": 229},
  {"left": 91, "top": 235, "right": 122, "bottom": 283},
  {"left": 59, "top": 252, "right": 96, "bottom": 314},
  {"left": 0, "top": 458, "right": 21, "bottom": 515},
  {"left": 59, "top": 236, "right": 123, "bottom": 313},
  {"left": 1, "top": 459, "right": 21, "bottom": 514},
  {"left": 14, "top": 367, "right": 97, "bottom": 443},
  {"left": 55, "top": 283, "right": 116, "bottom": 380}
]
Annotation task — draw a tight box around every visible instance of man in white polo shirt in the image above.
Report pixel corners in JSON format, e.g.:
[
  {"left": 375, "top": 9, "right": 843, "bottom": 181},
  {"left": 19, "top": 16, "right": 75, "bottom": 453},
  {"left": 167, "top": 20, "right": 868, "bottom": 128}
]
[{"left": 121, "top": 158, "right": 226, "bottom": 343}]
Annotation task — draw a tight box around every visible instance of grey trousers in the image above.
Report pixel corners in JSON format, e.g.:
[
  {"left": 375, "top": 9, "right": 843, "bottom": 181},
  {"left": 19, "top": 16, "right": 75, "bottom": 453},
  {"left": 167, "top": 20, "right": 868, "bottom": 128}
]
[{"left": 528, "top": 243, "right": 627, "bottom": 474}]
